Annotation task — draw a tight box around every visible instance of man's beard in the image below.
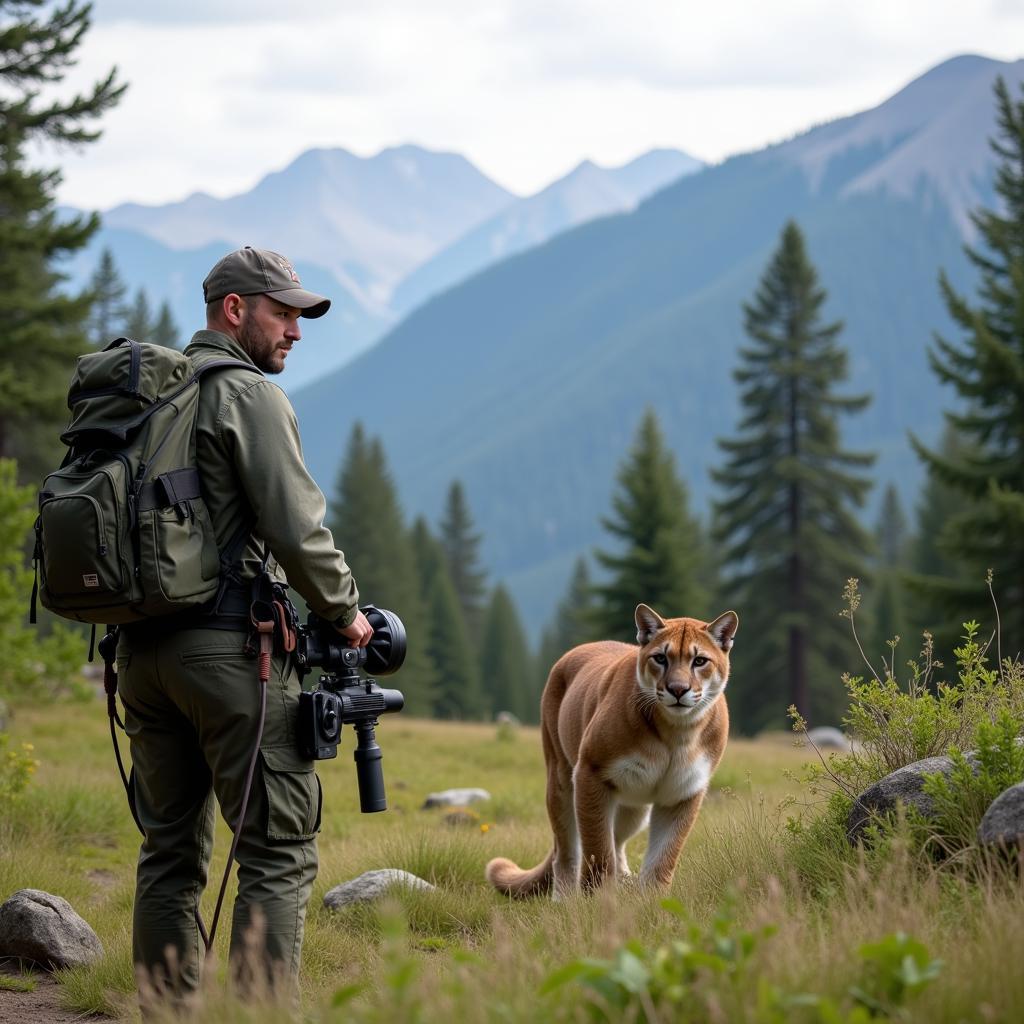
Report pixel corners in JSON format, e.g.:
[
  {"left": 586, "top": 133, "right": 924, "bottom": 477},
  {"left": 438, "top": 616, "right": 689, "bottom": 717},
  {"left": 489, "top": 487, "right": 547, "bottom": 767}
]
[{"left": 239, "top": 319, "right": 285, "bottom": 375}]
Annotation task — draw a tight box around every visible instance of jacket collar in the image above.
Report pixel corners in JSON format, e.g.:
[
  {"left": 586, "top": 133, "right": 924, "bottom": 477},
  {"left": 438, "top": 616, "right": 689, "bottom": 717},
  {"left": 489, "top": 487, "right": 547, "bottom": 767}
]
[{"left": 185, "top": 330, "right": 259, "bottom": 369}]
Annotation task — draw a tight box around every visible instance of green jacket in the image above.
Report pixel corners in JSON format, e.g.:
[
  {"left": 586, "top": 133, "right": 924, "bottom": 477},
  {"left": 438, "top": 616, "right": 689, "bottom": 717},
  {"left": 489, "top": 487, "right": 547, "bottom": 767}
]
[{"left": 186, "top": 330, "right": 359, "bottom": 627}]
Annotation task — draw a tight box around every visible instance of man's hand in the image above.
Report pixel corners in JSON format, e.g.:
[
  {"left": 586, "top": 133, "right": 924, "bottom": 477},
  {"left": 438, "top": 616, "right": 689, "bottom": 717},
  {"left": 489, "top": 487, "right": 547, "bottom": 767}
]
[{"left": 337, "top": 610, "right": 373, "bottom": 647}]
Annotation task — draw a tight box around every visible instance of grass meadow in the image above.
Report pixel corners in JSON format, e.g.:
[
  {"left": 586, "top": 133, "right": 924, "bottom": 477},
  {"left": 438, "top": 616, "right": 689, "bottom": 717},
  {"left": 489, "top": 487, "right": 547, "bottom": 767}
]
[{"left": 2, "top": 694, "right": 1023, "bottom": 1023}]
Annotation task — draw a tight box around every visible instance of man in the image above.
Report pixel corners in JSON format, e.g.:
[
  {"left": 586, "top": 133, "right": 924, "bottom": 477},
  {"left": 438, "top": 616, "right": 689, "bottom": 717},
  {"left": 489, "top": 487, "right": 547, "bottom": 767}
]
[{"left": 117, "top": 246, "right": 372, "bottom": 1000}]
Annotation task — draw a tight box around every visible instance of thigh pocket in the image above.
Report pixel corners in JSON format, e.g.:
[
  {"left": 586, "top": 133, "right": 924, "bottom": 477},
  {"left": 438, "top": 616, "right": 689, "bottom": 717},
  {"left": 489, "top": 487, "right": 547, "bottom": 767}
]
[{"left": 260, "top": 744, "right": 322, "bottom": 841}]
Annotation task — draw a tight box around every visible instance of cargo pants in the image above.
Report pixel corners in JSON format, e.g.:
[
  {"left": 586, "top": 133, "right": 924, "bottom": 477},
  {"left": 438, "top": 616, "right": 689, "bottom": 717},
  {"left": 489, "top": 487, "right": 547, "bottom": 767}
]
[{"left": 117, "top": 625, "right": 321, "bottom": 997}]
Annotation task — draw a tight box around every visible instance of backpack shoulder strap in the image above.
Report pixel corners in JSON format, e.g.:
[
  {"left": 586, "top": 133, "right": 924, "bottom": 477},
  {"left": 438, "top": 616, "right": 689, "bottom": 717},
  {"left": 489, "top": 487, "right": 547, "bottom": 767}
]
[{"left": 189, "top": 356, "right": 262, "bottom": 383}]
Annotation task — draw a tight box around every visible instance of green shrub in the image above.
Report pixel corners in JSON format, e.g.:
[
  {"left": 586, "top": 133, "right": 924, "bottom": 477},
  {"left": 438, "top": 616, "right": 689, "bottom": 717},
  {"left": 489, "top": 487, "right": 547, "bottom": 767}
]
[
  {"left": 787, "top": 578, "right": 1024, "bottom": 876},
  {"left": 541, "top": 896, "right": 772, "bottom": 1022},
  {"left": 0, "top": 458, "right": 84, "bottom": 701},
  {"left": 921, "top": 709, "right": 1024, "bottom": 856},
  {"left": 0, "top": 733, "right": 39, "bottom": 808},
  {"left": 541, "top": 897, "right": 941, "bottom": 1024}
]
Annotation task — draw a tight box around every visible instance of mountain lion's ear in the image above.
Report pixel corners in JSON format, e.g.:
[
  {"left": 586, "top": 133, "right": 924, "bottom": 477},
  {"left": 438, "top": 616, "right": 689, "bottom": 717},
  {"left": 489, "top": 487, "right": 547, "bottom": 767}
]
[
  {"left": 635, "top": 604, "right": 666, "bottom": 646},
  {"left": 706, "top": 611, "right": 739, "bottom": 652}
]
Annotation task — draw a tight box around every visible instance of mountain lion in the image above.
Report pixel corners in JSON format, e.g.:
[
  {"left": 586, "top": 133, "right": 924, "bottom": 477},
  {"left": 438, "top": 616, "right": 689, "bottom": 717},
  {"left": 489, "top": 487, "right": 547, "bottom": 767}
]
[{"left": 486, "top": 604, "right": 737, "bottom": 897}]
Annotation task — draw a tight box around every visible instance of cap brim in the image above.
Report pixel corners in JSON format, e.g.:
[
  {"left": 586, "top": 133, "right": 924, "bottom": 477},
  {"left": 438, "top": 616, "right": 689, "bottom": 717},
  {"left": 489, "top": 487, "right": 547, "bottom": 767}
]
[{"left": 267, "top": 287, "right": 331, "bottom": 319}]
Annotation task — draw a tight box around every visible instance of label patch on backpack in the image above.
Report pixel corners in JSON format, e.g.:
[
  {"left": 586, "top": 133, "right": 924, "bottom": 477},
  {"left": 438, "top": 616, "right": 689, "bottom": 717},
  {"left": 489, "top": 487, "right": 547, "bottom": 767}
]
[{"left": 82, "top": 573, "right": 99, "bottom": 588}]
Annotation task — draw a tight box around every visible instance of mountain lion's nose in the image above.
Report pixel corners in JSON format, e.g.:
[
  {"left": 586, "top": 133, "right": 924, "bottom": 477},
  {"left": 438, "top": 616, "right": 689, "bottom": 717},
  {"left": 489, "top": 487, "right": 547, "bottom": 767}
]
[{"left": 667, "top": 680, "right": 690, "bottom": 699}]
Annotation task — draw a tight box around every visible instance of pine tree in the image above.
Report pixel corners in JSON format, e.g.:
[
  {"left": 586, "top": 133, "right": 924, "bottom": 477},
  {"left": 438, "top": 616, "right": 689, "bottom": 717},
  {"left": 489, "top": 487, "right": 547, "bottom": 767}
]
[
  {"left": 410, "top": 516, "right": 483, "bottom": 719},
  {"left": 910, "top": 76, "right": 1024, "bottom": 652},
  {"left": 875, "top": 485, "right": 908, "bottom": 567},
  {"left": 330, "top": 423, "right": 436, "bottom": 715},
  {"left": 438, "top": 480, "right": 488, "bottom": 635},
  {"left": 410, "top": 516, "right": 446, "bottom": 591},
  {"left": 85, "top": 247, "right": 128, "bottom": 346},
  {"left": 590, "top": 408, "right": 709, "bottom": 644},
  {"left": 479, "top": 584, "right": 536, "bottom": 722},
  {"left": 122, "top": 287, "right": 154, "bottom": 341},
  {"left": 866, "top": 484, "right": 911, "bottom": 673},
  {"left": 423, "top": 565, "right": 484, "bottom": 720},
  {"left": 152, "top": 300, "right": 180, "bottom": 349},
  {"left": 0, "top": 0, "right": 125, "bottom": 473},
  {"left": 906, "top": 424, "right": 986, "bottom": 656},
  {"left": 537, "top": 556, "right": 595, "bottom": 689},
  {"left": 712, "top": 221, "right": 875, "bottom": 733}
]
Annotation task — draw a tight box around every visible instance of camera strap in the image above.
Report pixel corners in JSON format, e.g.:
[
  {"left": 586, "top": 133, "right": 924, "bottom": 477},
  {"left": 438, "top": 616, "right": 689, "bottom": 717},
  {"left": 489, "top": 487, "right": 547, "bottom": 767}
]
[{"left": 205, "top": 558, "right": 296, "bottom": 956}]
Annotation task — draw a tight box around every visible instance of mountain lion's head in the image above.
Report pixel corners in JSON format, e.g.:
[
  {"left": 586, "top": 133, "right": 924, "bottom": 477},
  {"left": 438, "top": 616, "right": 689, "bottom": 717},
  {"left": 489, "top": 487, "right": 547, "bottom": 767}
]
[{"left": 633, "top": 604, "right": 738, "bottom": 717}]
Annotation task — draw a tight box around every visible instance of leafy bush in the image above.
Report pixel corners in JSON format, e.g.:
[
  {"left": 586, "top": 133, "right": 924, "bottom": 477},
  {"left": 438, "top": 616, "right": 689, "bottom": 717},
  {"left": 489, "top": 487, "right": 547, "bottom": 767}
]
[
  {"left": 541, "top": 898, "right": 941, "bottom": 1023},
  {"left": 0, "top": 733, "right": 38, "bottom": 809},
  {"left": 787, "top": 578, "right": 1024, "bottom": 872},
  {"left": 921, "top": 709, "right": 1024, "bottom": 857},
  {"left": 0, "top": 457, "right": 84, "bottom": 700}
]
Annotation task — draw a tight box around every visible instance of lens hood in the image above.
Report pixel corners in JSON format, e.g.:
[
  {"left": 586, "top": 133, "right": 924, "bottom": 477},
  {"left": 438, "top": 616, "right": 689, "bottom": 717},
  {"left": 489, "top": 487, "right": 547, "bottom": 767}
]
[{"left": 361, "top": 605, "right": 406, "bottom": 676}]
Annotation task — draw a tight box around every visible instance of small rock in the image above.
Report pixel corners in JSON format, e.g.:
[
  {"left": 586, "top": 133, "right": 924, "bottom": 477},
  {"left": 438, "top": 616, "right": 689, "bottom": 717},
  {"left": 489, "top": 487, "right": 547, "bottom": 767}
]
[
  {"left": 847, "top": 754, "right": 977, "bottom": 845},
  {"left": 495, "top": 711, "right": 520, "bottom": 727},
  {"left": 978, "top": 782, "right": 1024, "bottom": 848},
  {"left": 421, "top": 787, "right": 491, "bottom": 810},
  {"left": 806, "top": 726, "right": 854, "bottom": 751},
  {"left": 0, "top": 889, "right": 103, "bottom": 969},
  {"left": 323, "top": 869, "right": 434, "bottom": 909},
  {"left": 443, "top": 809, "right": 480, "bottom": 827}
]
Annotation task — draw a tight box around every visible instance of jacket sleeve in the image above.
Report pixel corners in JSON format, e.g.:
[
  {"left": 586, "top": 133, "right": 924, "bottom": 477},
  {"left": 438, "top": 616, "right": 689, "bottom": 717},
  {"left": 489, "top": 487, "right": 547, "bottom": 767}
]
[{"left": 217, "top": 378, "right": 360, "bottom": 625}]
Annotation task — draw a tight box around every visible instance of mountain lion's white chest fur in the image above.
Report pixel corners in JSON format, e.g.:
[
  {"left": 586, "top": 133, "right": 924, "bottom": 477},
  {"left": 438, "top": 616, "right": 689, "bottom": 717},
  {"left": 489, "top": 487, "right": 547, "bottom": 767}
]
[{"left": 605, "top": 746, "right": 713, "bottom": 808}]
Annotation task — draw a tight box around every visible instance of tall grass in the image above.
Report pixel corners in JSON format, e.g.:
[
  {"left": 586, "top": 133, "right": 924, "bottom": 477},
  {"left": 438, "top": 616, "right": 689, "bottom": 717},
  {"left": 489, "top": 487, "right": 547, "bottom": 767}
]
[{"left": 3, "top": 699, "right": 1023, "bottom": 1022}]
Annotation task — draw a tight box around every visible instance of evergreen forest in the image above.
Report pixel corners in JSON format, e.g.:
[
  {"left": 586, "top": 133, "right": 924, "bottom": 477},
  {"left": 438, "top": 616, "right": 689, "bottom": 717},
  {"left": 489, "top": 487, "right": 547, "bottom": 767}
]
[{"left": 1, "top": 0, "right": 1023, "bottom": 736}]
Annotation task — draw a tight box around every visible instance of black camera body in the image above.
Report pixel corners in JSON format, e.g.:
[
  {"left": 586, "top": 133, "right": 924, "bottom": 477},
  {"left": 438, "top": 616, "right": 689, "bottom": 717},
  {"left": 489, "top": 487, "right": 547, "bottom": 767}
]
[{"left": 295, "top": 606, "right": 406, "bottom": 813}]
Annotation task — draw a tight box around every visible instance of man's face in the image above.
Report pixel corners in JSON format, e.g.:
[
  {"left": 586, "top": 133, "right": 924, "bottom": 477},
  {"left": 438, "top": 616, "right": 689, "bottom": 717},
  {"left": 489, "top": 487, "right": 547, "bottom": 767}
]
[{"left": 238, "top": 295, "right": 302, "bottom": 374}]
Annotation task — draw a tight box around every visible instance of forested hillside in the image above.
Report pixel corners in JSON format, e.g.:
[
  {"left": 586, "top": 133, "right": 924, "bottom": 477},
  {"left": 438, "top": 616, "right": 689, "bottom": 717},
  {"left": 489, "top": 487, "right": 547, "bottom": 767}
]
[{"left": 295, "top": 57, "right": 1022, "bottom": 632}]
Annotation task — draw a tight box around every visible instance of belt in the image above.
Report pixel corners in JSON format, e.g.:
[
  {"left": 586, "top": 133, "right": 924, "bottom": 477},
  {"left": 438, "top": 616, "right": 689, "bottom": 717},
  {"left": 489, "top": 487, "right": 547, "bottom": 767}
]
[{"left": 121, "top": 585, "right": 252, "bottom": 638}]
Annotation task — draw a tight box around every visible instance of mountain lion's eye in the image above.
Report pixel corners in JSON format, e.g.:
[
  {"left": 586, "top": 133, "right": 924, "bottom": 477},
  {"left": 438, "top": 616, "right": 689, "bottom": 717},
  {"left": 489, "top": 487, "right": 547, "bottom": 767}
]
[
  {"left": 693, "top": 656, "right": 708, "bottom": 667},
  {"left": 651, "top": 653, "right": 668, "bottom": 667}
]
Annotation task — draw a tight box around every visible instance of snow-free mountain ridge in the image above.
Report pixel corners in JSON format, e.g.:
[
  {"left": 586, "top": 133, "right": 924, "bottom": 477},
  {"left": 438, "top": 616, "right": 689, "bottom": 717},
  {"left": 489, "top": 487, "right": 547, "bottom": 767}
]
[{"left": 289, "top": 54, "right": 1024, "bottom": 635}]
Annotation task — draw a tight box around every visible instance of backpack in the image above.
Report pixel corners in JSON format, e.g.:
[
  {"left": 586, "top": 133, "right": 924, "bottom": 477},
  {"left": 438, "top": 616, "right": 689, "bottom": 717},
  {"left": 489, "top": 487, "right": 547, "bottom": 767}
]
[{"left": 31, "top": 337, "right": 259, "bottom": 625}]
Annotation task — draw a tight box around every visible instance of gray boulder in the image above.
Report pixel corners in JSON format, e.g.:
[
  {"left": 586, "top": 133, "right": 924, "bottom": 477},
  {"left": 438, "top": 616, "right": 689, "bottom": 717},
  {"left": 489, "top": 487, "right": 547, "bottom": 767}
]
[
  {"left": 421, "top": 787, "right": 491, "bottom": 809},
  {"left": 806, "top": 726, "right": 854, "bottom": 751},
  {"left": 847, "top": 755, "right": 972, "bottom": 844},
  {"left": 0, "top": 889, "right": 103, "bottom": 969},
  {"left": 978, "top": 782, "right": 1024, "bottom": 848},
  {"left": 443, "top": 809, "right": 481, "bottom": 827},
  {"left": 323, "top": 869, "right": 434, "bottom": 909}
]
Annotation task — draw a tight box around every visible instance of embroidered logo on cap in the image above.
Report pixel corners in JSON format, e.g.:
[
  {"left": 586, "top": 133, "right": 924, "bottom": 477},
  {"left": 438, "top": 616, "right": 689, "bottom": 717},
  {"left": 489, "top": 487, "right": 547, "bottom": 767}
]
[
  {"left": 83, "top": 573, "right": 99, "bottom": 588},
  {"left": 276, "top": 257, "right": 301, "bottom": 284}
]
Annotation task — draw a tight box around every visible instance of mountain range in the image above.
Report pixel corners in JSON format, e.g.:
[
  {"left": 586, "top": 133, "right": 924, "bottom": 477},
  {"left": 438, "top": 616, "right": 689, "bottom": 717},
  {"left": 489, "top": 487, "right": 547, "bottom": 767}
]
[
  {"left": 287, "top": 54, "right": 1023, "bottom": 635},
  {"left": 101, "top": 145, "right": 514, "bottom": 308},
  {"left": 391, "top": 149, "right": 703, "bottom": 314},
  {"left": 65, "top": 145, "right": 701, "bottom": 390}
]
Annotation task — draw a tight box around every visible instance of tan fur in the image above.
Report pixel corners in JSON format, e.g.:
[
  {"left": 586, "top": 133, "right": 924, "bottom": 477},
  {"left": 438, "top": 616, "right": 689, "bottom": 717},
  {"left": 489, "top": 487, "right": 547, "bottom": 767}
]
[{"left": 486, "top": 604, "right": 738, "bottom": 898}]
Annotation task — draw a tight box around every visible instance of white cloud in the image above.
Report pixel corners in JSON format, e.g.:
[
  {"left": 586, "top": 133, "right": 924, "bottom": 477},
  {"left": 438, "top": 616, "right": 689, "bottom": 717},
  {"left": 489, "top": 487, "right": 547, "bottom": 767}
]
[{"left": 50, "top": 1, "right": 1024, "bottom": 209}]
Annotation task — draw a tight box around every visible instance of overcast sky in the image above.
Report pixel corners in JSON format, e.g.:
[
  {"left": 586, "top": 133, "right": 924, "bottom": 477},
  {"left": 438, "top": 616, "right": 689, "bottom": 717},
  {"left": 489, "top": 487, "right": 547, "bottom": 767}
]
[{"left": 50, "top": 0, "right": 1024, "bottom": 210}]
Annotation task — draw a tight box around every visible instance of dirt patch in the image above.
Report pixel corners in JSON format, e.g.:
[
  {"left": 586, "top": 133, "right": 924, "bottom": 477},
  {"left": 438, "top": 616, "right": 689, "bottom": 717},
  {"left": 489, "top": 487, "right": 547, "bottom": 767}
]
[
  {"left": 0, "top": 968, "right": 102, "bottom": 1022},
  {"left": 85, "top": 870, "right": 119, "bottom": 894}
]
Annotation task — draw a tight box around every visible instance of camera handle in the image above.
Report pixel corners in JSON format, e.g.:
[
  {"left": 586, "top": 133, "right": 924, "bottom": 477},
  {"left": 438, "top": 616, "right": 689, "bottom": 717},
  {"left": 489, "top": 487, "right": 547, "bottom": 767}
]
[
  {"left": 352, "top": 720, "right": 386, "bottom": 813},
  {"left": 319, "top": 666, "right": 404, "bottom": 812}
]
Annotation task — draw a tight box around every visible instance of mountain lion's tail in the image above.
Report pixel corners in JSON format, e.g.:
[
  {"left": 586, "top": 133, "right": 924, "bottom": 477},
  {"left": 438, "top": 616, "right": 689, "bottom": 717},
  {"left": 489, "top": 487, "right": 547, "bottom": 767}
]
[{"left": 485, "top": 850, "right": 554, "bottom": 897}]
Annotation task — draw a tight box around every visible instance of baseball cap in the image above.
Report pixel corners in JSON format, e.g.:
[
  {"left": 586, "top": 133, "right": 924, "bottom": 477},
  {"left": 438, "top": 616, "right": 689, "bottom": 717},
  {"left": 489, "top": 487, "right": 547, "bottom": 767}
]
[{"left": 203, "top": 246, "right": 331, "bottom": 318}]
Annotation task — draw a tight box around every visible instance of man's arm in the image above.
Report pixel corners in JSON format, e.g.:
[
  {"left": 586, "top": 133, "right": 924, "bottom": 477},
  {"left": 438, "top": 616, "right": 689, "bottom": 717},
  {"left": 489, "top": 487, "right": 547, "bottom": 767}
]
[{"left": 217, "top": 379, "right": 365, "bottom": 631}]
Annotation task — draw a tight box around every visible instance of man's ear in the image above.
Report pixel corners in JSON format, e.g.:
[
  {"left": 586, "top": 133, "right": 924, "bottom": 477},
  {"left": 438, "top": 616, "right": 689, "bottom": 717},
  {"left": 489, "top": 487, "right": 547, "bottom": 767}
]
[
  {"left": 706, "top": 611, "right": 739, "bottom": 652},
  {"left": 222, "top": 293, "right": 245, "bottom": 328},
  {"left": 635, "top": 604, "right": 666, "bottom": 646}
]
